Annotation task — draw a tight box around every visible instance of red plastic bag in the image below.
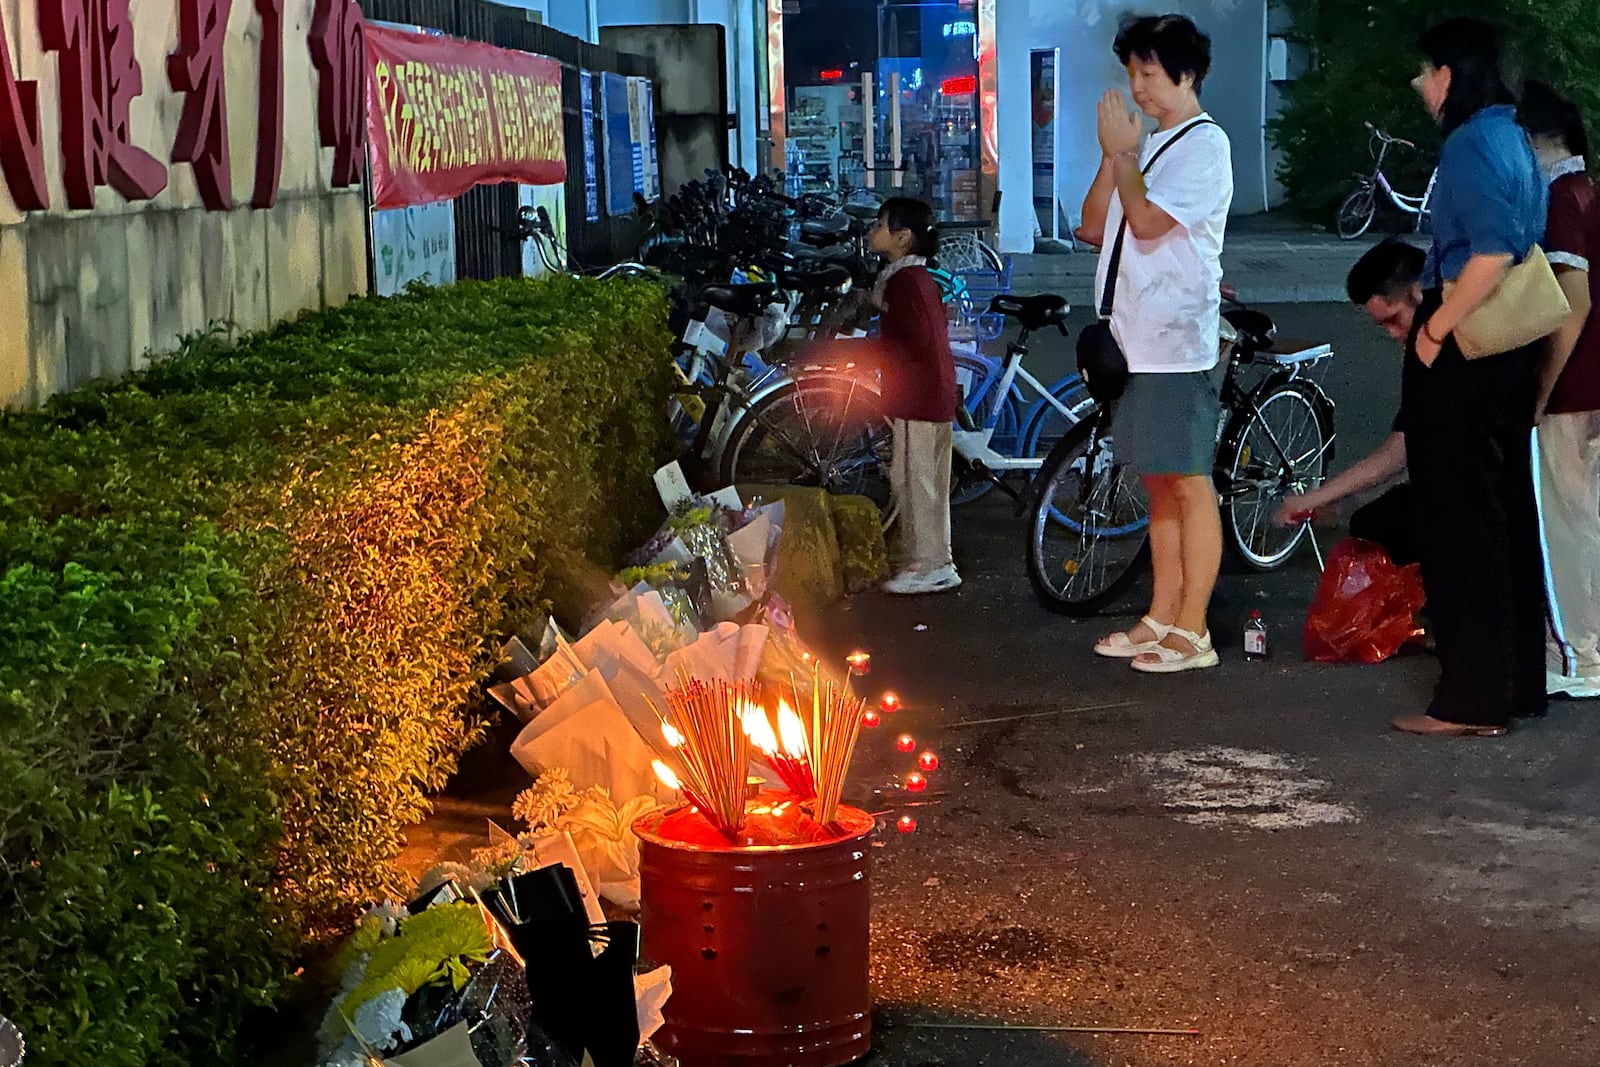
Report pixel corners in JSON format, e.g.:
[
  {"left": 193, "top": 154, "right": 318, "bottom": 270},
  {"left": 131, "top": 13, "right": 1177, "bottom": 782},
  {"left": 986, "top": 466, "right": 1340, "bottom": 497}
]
[{"left": 1302, "top": 538, "right": 1427, "bottom": 664}]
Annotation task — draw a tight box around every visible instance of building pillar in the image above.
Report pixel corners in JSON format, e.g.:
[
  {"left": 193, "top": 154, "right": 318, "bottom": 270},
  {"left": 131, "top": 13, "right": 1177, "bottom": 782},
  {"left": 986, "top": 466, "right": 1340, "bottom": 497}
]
[{"left": 993, "top": 0, "right": 1033, "bottom": 253}]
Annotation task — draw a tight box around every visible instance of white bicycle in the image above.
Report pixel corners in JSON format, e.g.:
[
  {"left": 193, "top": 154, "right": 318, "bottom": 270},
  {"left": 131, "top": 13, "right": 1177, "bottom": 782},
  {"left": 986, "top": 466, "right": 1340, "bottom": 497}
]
[{"left": 1336, "top": 122, "right": 1437, "bottom": 240}]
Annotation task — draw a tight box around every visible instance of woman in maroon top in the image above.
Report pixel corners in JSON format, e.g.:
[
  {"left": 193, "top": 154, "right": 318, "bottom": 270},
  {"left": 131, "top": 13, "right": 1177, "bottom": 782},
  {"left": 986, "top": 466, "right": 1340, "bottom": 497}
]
[
  {"left": 1520, "top": 81, "right": 1600, "bottom": 697},
  {"left": 869, "top": 198, "right": 961, "bottom": 595}
]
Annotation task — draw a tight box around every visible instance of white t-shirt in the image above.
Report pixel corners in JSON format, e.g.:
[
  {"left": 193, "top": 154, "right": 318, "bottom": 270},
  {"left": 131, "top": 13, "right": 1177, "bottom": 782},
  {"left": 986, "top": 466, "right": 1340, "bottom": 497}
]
[{"left": 1092, "top": 115, "right": 1233, "bottom": 373}]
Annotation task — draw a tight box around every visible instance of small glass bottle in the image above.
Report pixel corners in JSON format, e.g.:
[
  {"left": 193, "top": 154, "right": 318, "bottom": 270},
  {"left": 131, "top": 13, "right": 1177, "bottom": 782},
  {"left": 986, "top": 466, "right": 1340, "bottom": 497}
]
[{"left": 1244, "top": 610, "right": 1270, "bottom": 660}]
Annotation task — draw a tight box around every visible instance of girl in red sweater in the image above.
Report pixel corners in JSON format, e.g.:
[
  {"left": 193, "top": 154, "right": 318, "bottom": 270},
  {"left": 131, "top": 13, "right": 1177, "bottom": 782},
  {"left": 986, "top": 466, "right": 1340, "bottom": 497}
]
[{"left": 869, "top": 198, "right": 961, "bottom": 594}]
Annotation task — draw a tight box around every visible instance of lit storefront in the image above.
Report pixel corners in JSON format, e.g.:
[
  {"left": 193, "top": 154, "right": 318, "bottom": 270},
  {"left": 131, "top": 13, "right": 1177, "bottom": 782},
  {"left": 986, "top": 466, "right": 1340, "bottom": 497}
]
[{"left": 769, "top": 0, "right": 995, "bottom": 223}]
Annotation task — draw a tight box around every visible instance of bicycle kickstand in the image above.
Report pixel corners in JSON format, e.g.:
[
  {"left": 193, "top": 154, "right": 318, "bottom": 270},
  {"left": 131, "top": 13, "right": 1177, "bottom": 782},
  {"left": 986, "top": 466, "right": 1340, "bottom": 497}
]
[{"left": 1303, "top": 519, "right": 1325, "bottom": 573}]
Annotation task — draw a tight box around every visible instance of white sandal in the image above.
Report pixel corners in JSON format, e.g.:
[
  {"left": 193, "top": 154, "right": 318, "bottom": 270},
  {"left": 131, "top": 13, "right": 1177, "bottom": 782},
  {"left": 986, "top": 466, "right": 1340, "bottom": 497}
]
[
  {"left": 1094, "top": 615, "right": 1173, "bottom": 658},
  {"left": 1130, "top": 627, "right": 1221, "bottom": 673}
]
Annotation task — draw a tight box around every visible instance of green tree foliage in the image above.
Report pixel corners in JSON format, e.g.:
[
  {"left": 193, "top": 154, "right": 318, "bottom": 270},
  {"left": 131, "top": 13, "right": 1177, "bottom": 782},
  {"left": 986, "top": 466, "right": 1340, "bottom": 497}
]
[{"left": 1269, "top": 0, "right": 1600, "bottom": 215}]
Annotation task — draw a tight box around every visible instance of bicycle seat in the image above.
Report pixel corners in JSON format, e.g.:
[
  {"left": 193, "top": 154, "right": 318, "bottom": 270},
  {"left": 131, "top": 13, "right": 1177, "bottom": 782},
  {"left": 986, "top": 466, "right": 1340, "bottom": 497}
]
[
  {"left": 700, "top": 283, "right": 782, "bottom": 317},
  {"left": 801, "top": 214, "right": 850, "bottom": 238},
  {"left": 989, "top": 293, "right": 1069, "bottom": 331},
  {"left": 780, "top": 264, "right": 852, "bottom": 294},
  {"left": 802, "top": 243, "right": 856, "bottom": 263},
  {"left": 1223, "top": 308, "right": 1277, "bottom": 351}
]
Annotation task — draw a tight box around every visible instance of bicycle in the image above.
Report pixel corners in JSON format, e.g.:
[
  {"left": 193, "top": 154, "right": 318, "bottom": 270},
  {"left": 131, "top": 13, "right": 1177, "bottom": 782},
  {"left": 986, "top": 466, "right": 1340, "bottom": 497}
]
[
  {"left": 1024, "top": 294, "right": 1337, "bottom": 615},
  {"left": 950, "top": 294, "right": 1095, "bottom": 505},
  {"left": 1336, "top": 122, "right": 1438, "bottom": 240},
  {"left": 672, "top": 276, "right": 896, "bottom": 521}
]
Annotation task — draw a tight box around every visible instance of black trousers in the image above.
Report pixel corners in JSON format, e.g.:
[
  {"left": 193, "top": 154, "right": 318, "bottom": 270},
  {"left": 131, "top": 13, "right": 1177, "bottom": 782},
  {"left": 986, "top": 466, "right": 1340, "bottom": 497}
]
[
  {"left": 1349, "top": 484, "right": 1419, "bottom": 567},
  {"left": 1402, "top": 291, "right": 1547, "bottom": 725}
]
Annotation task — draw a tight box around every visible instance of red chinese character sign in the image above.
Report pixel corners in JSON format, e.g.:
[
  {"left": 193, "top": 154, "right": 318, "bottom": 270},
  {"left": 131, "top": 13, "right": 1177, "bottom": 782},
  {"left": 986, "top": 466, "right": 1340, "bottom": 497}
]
[
  {"left": 0, "top": 8, "right": 48, "bottom": 209},
  {"left": 364, "top": 24, "right": 565, "bottom": 209},
  {"left": 40, "top": 0, "right": 170, "bottom": 209},
  {"left": 252, "top": 0, "right": 284, "bottom": 206},
  {"left": 167, "top": 0, "right": 232, "bottom": 208},
  {"left": 310, "top": 0, "right": 366, "bottom": 188}
]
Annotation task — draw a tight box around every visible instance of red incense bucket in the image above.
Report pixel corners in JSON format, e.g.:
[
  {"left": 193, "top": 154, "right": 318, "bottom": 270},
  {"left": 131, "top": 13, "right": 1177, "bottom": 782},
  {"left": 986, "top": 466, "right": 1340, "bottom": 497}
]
[{"left": 633, "top": 794, "right": 874, "bottom": 1066}]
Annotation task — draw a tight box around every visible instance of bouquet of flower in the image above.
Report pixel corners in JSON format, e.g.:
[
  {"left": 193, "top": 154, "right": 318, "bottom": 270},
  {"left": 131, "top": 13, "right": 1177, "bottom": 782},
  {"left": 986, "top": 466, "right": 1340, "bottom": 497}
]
[
  {"left": 514, "top": 768, "right": 663, "bottom": 911},
  {"left": 317, "top": 901, "right": 508, "bottom": 1066}
]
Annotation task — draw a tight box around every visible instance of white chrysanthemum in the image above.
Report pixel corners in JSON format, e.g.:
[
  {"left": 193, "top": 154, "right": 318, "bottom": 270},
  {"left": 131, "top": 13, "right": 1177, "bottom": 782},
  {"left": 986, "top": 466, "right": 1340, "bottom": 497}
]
[
  {"left": 351, "top": 987, "right": 412, "bottom": 1051},
  {"left": 339, "top": 954, "right": 369, "bottom": 994},
  {"left": 512, "top": 766, "right": 580, "bottom": 829},
  {"left": 362, "top": 899, "right": 407, "bottom": 936}
]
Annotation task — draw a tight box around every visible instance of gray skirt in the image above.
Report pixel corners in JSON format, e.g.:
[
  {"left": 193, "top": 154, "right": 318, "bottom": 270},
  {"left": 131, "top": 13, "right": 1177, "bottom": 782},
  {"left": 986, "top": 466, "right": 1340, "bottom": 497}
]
[{"left": 1114, "top": 366, "right": 1223, "bottom": 477}]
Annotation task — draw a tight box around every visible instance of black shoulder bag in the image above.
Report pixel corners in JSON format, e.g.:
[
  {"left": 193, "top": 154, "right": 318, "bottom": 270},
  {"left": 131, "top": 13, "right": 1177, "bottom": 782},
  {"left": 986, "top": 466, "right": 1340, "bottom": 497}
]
[{"left": 1076, "top": 118, "right": 1219, "bottom": 404}]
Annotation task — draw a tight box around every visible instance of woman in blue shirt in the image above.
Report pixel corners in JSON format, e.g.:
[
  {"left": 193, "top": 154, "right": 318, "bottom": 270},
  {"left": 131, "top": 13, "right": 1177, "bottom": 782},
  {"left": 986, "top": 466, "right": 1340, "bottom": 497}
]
[{"left": 1394, "top": 18, "right": 1548, "bottom": 736}]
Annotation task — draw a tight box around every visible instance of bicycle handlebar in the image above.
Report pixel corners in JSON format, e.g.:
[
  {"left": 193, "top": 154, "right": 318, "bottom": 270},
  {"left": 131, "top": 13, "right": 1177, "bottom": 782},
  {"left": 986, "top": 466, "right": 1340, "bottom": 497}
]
[{"left": 1365, "top": 121, "right": 1416, "bottom": 150}]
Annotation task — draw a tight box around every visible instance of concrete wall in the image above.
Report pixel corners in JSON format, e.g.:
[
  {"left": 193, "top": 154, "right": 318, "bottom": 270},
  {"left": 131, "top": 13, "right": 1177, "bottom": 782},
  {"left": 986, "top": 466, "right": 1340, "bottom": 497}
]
[
  {"left": 996, "top": 0, "right": 1270, "bottom": 251},
  {"left": 0, "top": 0, "right": 367, "bottom": 408},
  {"left": 544, "top": 0, "right": 596, "bottom": 39},
  {"left": 593, "top": 0, "right": 759, "bottom": 172}
]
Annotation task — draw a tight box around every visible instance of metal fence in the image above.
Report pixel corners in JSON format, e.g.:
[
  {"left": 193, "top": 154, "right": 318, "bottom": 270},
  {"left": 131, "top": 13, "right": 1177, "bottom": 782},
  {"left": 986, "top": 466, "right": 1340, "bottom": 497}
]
[{"left": 364, "top": 0, "right": 654, "bottom": 278}]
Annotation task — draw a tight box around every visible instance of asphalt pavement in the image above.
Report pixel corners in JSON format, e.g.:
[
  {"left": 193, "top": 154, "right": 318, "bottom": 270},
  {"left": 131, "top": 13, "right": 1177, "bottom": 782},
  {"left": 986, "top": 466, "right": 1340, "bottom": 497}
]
[
  {"left": 393, "top": 297, "right": 1597, "bottom": 1067},
  {"left": 811, "top": 302, "right": 1600, "bottom": 1067}
]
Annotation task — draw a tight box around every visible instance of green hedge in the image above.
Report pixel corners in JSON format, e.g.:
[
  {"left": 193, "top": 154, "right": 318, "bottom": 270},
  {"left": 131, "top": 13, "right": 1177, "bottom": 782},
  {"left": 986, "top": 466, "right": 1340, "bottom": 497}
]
[
  {"left": 1269, "top": 0, "right": 1600, "bottom": 216},
  {"left": 0, "top": 276, "right": 674, "bottom": 1066}
]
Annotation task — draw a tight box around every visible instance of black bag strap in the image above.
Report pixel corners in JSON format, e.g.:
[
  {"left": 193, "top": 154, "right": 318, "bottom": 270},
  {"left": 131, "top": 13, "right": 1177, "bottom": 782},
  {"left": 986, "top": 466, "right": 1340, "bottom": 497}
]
[{"left": 1099, "top": 118, "right": 1219, "bottom": 318}]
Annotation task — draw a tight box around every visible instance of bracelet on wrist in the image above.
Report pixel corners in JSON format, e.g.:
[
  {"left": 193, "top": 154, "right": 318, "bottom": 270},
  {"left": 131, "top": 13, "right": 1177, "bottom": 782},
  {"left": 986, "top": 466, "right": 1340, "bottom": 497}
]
[{"left": 1423, "top": 322, "right": 1447, "bottom": 345}]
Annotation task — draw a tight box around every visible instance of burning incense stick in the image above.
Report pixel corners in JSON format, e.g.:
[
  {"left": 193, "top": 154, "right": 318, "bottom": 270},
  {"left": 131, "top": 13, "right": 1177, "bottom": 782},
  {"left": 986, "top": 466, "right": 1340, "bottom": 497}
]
[
  {"left": 798, "top": 663, "right": 868, "bottom": 826},
  {"left": 650, "top": 677, "right": 757, "bottom": 838}
]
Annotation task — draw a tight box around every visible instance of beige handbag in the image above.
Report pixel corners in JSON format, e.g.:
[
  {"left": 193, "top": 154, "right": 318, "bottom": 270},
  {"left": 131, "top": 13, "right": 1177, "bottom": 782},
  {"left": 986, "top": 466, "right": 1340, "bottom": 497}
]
[{"left": 1442, "top": 244, "right": 1571, "bottom": 359}]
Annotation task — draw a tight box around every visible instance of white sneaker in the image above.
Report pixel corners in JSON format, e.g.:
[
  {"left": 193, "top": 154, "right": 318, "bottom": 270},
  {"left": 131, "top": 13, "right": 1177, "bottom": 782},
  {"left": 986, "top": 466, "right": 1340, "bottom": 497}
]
[{"left": 882, "top": 564, "right": 962, "bottom": 595}]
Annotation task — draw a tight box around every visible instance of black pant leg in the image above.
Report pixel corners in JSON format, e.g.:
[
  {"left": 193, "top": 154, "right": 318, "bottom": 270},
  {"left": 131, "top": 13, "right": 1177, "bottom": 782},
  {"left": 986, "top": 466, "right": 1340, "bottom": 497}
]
[
  {"left": 1405, "top": 350, "right": 1531, "bottom": 726},
  {"left": 1408, "top": 423, "right": 1516, "bottom": 724},
  {"left": 1349, "top": 484, "right": 1419, "bottom": 566}
]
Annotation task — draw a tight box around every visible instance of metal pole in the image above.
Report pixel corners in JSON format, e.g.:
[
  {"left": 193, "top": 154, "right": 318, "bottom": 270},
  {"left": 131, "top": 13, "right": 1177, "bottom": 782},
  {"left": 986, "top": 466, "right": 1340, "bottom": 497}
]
[
  {"left": 890, "top": 70, "right": 902, "bottom": 189},
  {"left": 863, "top": 72, "right": 876, "bottom": 190}
]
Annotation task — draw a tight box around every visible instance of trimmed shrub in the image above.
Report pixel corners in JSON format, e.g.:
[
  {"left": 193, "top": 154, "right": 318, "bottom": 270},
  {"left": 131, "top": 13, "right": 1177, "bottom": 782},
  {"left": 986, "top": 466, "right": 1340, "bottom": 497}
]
[{"left": 0, "top": 276, "right": 673, "bottom": 1066}]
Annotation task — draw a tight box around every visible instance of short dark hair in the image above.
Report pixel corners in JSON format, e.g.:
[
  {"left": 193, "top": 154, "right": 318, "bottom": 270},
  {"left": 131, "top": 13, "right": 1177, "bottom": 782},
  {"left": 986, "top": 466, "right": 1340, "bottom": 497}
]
[
  {"left": 878, "top": 197, "right": 940, "bottom": 259},
  {"left": 1417, "top": 18, "right": 1514, "bottom": 136},
  {"left": 1519, "top": 79, "right": 1591, "bottom": 160},
  {"left": 1114, "top": 15, "right": 1212, "bottom": 93},
  {"left": 1347, "top": 238, "right": 1427, "bottom": 305}
]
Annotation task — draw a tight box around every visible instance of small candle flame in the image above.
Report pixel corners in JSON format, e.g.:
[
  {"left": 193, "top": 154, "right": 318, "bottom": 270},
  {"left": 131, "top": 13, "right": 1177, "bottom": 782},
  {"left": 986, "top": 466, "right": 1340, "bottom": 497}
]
[
  {"left": 662, "top": 722, "right": 685, "bottom": 748},
  {"left": 652, "top": 759, "right": 682, "bottom": 791},
  {"left": 776, "top": 699, "right": 810, "bottom": 759}
]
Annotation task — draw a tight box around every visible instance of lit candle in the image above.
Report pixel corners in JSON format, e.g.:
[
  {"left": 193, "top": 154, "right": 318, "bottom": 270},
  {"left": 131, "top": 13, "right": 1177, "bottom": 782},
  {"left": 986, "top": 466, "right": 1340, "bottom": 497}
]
[
  {"left": 861, "top": 708, "right": 882, "bottom": 728},
  {"left": 846, "top": 651, "right": 872, "bottom": 675},
  {"left": 896, "top": 814, "right": 917, "bottom": 834},
  {"left": 904, "top": 772, "right": 927, "bottom": 793},
  {"left": 880, "top": 691, "right": 901, "bottom": 713},
  {"left": 918, "top": 750, "right": 940, "bottom": 773},
  {"left": 896, "top": 733, "right": 916, "bottom": 753}
]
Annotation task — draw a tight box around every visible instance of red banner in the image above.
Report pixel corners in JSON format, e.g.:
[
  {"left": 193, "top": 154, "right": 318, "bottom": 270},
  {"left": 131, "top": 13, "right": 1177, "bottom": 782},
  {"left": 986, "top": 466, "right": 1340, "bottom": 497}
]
[{"left": 364, "top": 24, "right": 565, "bottom": 209}]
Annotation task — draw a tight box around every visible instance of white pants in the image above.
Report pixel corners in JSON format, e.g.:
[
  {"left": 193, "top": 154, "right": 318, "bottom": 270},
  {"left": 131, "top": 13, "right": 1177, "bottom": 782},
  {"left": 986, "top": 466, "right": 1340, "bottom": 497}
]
[
  {"left": 890, "top": 419, "right": 953, "bottom": 572},
  {"left": 1536, "top": 412, "right": 1600, "bottom": 678}
]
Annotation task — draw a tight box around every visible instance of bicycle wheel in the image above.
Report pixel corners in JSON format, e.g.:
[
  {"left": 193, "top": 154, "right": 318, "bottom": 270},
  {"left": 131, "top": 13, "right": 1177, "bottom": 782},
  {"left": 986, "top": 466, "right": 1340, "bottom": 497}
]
[
  {"left": 1025, "top": 416, "right": 1152, "bottom": 615},
  {"left": 1336, "top": 188, "right": 1376, "bottom": 240},
  {"left": 720, "top": 376, "right": 894, "bottom": 518},
  {"left": 1220, "top": 380, "right": 1335, "bottom": 570},
  {"left": 951, "top": 352, "right": 1018, "bottom": 506},
  {"left": 1019, "top": 377, "right": 1096, "bottom": 460},
  {"left": 952, "top": 393, "right": 1020, "bottom": 506}
]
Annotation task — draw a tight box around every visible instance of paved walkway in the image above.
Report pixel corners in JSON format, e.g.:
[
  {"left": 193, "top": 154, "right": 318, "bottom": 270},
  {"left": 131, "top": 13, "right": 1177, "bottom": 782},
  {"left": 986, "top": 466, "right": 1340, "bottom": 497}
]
[{"left": 1007, "top": 212, "right": 1426, "bottom": 306}]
